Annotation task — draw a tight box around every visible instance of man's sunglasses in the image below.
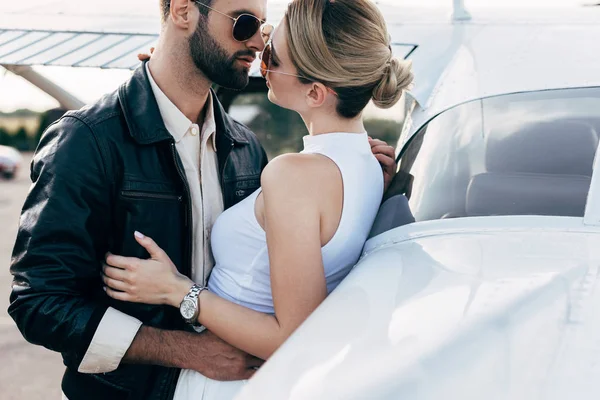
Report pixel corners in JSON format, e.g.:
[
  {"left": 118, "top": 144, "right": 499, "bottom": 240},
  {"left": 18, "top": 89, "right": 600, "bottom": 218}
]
[{"left": 193, "top": 1, "right": 270, "bottom": 43}]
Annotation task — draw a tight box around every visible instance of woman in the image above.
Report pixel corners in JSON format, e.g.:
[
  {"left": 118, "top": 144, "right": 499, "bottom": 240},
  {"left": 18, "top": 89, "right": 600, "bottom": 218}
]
[{"left": 103, "top": 0, "right": 413, "bottom": 398}]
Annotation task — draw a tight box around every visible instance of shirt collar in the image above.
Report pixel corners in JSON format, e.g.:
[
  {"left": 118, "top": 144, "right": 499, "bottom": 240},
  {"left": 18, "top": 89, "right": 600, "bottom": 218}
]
[{"left": 146, "top": 63, "right": 216, "bottom": 147}]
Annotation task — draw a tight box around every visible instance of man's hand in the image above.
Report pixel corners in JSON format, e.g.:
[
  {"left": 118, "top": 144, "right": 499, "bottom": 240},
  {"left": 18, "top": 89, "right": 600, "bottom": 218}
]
[
  {"left": 369, "top": 137, "right": 397, "bottom": 192},
  {"left": 189, "top": 330, "right": 264, "bottom": 381},
  {"left": 123, "top": 326, "right": 263, "bottom": 381}
]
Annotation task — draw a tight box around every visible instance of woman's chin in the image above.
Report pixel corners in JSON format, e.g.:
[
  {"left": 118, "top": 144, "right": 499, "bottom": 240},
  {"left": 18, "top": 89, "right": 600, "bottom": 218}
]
[{"left": 267, "top": 90, "right": 278, "bottom": 105}]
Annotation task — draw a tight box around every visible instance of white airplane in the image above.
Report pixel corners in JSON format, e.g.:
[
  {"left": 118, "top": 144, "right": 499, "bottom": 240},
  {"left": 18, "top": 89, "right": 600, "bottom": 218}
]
[
  {"left": 236, "top": 3, "right": 600, "bottom": 400},
  {"left": 2, "top": 1, "right": 600, "bottom": 399}
]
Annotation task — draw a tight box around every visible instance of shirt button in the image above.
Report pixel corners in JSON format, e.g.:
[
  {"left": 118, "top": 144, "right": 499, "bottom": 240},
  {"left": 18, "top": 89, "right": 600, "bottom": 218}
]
[{"left": 190, "top": 126, "right": 199, "bottom": 136}]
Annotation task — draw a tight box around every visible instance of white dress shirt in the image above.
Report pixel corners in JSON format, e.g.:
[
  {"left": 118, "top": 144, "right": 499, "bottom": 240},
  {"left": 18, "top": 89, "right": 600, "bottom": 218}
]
[{"left": 77, "top": 63, "right": 224, "bottom": 375}]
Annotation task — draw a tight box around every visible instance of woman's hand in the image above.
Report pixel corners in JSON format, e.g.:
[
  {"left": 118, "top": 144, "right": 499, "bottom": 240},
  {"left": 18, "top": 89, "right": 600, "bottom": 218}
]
[
  {"left": 103, "top": 231, "right": 193, "bottom": 307},
  {"left": 137, "top": 47, "right": 155, "bottom": 62}
]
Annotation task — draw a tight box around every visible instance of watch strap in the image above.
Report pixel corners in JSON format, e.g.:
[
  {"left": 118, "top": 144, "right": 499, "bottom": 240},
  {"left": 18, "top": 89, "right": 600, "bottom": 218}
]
[{"left": 181, "top": 284, "right": 204, "bottom": 324}]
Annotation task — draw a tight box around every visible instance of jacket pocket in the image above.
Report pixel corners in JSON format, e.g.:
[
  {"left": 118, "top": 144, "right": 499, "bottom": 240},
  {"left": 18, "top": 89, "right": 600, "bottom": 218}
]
[
  {"left": 117, "top": 188, "right": 184, "bottom": 259},
  {"left": 112, "top": 184, "right": 186, "bottom": 325},
  {"left": 226, "top": 175, "right": 261, "bottom": 206}
]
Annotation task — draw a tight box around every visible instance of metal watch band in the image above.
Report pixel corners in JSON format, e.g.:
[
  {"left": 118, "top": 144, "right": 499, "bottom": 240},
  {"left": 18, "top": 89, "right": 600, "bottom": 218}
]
[
  {"left": 181, "top": 284, "right": 205, "bottom": 324},
  {"left": 185, "top": 284, "right": 203, "bottom": 301}
]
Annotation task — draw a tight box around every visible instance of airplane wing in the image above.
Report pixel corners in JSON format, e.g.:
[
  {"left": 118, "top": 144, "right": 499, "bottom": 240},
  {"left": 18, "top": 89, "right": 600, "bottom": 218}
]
[
  {"left": 0, "top": 0, "right": 421, "bottom": 109},
  {"left": 0, "top": 0, "right": 162, "bottom": 71},
  {"left": 0, "top": 29, "right": 158, "bottom": 70},
  {"left": 0, "top": 0, "right": 418, "bottom": 72}
]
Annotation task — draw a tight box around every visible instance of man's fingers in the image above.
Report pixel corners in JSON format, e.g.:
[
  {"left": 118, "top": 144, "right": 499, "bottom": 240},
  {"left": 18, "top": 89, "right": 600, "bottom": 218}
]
[
  {"left": 371, "top": 144, "right": 396, "bottom": 157},
  {"left": 375, "top": 153, "right": 397, "bottom": 170},
  {"left": 369, "top": 139, "right": 385, "bottom": 147},
  {"left": 368, "top": 138, "right": 390, "bottom": 147}
]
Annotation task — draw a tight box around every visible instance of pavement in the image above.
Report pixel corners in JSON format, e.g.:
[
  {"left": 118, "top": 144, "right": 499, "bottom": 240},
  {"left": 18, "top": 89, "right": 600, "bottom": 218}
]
[{"left": 0, "top": 153, "right": 63, "bottom": 399}]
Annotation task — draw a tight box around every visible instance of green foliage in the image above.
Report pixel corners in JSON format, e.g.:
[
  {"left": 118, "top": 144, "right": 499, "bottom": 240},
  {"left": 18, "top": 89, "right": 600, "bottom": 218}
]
[
  {"left": 233, "top": 94, "right": 402, "bottom": 158},
  {"left": 0, "top": 127, "right": 9, "bottom": 146},
  {"left": 13, "top": 127, "right": 30, "bottom": 151},
  {"left": 0, "top": 109, "right": 39, "bottom": 117},
  {"left": 364, "top": 118, "right": 401, "bottom": 147},
  {"left": 0, "top": 109, "right": 62, "bottom": 150},
  {"left": 235, "top": 94, "right": 306, "bottom": 158},
  {"left": 0, "top": 99, "right": 403, "bottom": 156}
]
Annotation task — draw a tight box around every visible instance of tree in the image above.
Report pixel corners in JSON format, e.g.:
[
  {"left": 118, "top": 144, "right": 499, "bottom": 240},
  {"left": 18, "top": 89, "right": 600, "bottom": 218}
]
[
  {"left": 0, "top": 127, "right": 10, "bottom": 146},
  {"left": 13, "top": 127, "right": 29, "bottom": 151}
]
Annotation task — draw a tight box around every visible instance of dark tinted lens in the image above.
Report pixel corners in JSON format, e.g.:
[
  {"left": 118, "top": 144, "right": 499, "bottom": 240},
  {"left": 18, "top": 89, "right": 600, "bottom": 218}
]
[
  {"left": 260, "top": 43, "right": 270, "bottom": 78},
  {"left": 233, "top": 14, "right": 261, "bottom": 41}
]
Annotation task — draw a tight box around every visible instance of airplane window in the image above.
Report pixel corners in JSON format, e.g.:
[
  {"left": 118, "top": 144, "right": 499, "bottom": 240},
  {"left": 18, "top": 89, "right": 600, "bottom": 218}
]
[{"left": 383, "top": 87, "right": 600, "bottom": 228}]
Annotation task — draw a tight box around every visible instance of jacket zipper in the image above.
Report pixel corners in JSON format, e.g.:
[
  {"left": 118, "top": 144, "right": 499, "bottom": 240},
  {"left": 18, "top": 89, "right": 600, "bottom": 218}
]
[
  {"left": 171, "top": 141, "right": 193, "bottom": 278},
  {"left": 120, "top": 191, "right": 183, "bottom": 201}
]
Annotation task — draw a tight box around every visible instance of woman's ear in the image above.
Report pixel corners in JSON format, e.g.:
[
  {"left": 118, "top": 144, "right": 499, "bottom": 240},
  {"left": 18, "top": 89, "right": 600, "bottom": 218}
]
[{"left": 305, "top": 82, "right": 330, "bottom": 109}]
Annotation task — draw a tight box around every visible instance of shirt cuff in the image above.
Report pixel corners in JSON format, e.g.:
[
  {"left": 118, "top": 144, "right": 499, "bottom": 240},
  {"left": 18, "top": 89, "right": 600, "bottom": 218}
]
[{"left": 78, "top": 307, "right": 142, "bottom": 374}]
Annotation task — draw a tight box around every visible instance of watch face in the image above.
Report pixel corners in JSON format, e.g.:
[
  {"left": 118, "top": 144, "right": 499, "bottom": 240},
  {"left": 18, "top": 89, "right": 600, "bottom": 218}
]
[{"left": 180, "top": 299, "right": 196, "bottom": 320}]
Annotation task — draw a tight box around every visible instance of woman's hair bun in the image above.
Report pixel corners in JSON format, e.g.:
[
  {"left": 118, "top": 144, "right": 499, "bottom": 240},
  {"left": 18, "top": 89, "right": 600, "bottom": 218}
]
[{"left": 372, "top": 58, "right": 414, "bottom": 109}]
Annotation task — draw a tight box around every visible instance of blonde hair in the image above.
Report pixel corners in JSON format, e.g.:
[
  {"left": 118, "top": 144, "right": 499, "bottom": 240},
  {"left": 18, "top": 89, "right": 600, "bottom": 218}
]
[{"left": 285, "top": 0, "right": 414, "bottom": 118}]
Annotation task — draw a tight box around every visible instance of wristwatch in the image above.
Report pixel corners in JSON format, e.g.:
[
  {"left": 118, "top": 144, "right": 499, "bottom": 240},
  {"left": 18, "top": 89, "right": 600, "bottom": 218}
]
[{"left": 179, "top": 284, "right": 205, "bottom": 324}]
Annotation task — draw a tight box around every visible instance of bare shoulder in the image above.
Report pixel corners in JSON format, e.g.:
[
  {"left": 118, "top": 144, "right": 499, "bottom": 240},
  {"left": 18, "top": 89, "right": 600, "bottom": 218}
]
[{"left": 261, "top": 153, "right": 340, "bottom": 195}]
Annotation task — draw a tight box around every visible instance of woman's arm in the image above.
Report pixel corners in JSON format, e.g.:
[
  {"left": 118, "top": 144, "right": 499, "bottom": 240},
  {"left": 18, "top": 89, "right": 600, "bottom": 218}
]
[
  {"left": 194, "top": 155, "right": 328, "bottom": 359},
  {"left": 103, "top": 154, "right": 330, "bottom": 360}
]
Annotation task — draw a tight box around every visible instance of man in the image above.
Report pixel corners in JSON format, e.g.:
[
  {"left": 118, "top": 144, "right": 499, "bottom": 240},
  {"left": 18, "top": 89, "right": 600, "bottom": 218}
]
[{"left": 8, "top": 0, "right": 397, "bottom": 399}]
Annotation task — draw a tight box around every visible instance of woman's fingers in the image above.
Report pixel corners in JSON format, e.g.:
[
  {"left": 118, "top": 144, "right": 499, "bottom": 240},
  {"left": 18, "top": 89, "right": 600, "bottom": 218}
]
[
  {"left": 137, "top": 47, "right": 155, "bottom": 61},
  {"left": 133, "top": 232, "right": 168, "bottom": 260},
  {"left": 102, "top": 263, "right": 128, "bottom": 281},
  {"left": 104, "top": 286, "right": 131, "bottom": 302},
  {"left": 105, "top": 252, "right": 138, "bottom": 270},
  {"left": 102, "top": 274, "right": 128, "bottom": 292}
]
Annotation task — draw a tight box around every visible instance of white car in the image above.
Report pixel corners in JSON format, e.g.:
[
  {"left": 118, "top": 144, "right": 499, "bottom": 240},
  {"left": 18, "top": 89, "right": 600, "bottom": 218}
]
[
  {"left": 235, "top": 4, "right": 600, "bottom": 400},
  {"left": 0, "top": 145, "right": 22, "bottom": 180}
]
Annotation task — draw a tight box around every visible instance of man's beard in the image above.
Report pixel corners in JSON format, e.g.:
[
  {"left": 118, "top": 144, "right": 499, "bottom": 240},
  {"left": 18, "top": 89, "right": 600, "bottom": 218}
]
[{"left": 189, "top": 20, "right": 254, "bottom": 90}]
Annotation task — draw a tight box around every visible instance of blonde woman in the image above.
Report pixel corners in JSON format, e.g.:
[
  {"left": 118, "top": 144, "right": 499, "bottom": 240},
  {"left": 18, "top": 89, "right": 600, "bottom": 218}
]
[{"left": 103, "top": 0, "right": 413, "bottom": 398}]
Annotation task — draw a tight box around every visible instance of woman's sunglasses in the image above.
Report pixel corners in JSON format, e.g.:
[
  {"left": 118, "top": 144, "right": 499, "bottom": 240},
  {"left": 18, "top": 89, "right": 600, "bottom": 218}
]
[
  {"left": 260, "top": 41, "right": 305, "bottom": 79},
  {"left": 260, "top": 43, "right": 338, "bottom": 96},
  {"left": 193, "top": 1, "right": 269, "bottom": 43}
]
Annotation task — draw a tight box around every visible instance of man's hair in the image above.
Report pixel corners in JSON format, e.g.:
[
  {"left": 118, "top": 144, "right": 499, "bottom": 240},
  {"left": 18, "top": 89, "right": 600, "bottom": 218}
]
[{"left": 160, "top": 0, "right": 213, "bottom": 24}]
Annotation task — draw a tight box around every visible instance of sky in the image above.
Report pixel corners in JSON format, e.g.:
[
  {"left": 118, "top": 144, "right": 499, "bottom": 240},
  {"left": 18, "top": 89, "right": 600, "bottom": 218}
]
[{"left": 0, "top": 0, "right": 591, "bottom": 112}]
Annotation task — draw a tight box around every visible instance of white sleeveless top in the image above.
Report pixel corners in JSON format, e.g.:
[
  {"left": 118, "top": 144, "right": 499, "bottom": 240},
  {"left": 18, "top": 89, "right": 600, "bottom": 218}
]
[{"left": 207, "top": 132, "right": 384, "bottom": 314}]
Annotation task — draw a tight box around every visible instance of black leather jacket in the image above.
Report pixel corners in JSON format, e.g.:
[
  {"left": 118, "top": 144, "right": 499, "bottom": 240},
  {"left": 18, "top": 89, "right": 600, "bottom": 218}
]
[{"left": 8, "top": 63, "right": 268, "bottom": 400}]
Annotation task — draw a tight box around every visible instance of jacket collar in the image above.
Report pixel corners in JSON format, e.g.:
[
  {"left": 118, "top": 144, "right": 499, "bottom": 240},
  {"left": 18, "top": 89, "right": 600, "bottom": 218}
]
[{"left": 118, "top": 61, "right": 249, "bottom": 146}]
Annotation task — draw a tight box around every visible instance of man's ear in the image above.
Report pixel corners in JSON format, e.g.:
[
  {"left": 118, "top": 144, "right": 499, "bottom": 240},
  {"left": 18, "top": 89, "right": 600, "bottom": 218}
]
[
  {"left": 169, "top": 0, "right": 195, "bottom": 30},
  {"left": 305, "top": 82, "right": 330, "bottom": 109}
]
